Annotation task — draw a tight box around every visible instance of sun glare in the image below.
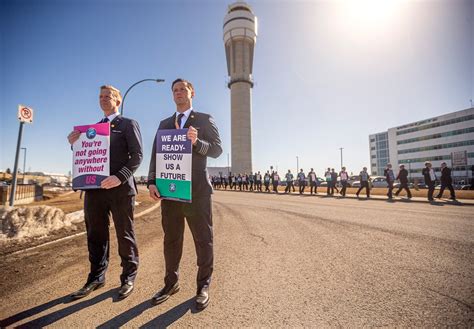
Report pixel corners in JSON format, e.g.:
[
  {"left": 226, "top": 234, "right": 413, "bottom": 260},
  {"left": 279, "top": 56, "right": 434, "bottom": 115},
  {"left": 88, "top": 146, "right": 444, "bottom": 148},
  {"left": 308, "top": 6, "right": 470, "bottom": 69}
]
[{"left": 338, "top": 0, "right": 405, "bottom": 24}]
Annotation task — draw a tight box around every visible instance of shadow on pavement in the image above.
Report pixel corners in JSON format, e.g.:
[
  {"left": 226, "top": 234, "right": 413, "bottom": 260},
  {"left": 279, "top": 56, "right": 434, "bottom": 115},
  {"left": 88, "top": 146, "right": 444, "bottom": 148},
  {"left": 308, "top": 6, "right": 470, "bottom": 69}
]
[
  {"left": 139, "top": 298, "right": 196, "bottom": 328},
  {"left": 0, "top": 294, "right": 71, "bottom": 327},
  {"left": 96, "top": 299, "right": 153, "bottom": 328},
  {"left": 4, "top": 288, "right": 116, "bottom": 328}
]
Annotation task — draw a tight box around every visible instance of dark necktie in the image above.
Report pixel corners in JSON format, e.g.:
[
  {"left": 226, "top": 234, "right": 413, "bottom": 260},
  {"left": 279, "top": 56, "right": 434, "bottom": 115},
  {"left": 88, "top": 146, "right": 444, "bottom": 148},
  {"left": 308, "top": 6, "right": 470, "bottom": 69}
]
[
  {"left": 177, "top": 113, "right": 185, "bottom": 129},
  {"left": 100, "top": 117, "right": 109, "bottom": 123}
]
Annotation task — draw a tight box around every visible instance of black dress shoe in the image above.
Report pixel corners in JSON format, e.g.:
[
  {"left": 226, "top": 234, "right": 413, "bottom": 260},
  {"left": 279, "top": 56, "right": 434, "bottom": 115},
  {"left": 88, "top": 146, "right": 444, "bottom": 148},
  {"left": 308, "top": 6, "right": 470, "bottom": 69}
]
[
  {"left": 70, "top": 281, "right": 105, "bottom": 300},
  {"left": 150, "top": 283, "right": 180, "bottom": 305},
  {"left": 118, "top": 281, "right": 134, "bottom": 300},
  {"left": 195, "top": 286, "right": 209, "bottom": 310}
]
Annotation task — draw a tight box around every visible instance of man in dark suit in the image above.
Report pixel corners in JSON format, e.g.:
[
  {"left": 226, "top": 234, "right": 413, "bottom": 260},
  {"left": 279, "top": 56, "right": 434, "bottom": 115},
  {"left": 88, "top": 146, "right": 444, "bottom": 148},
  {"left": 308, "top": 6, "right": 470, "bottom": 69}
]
[
  {"left": 395, "top": 164, "right": 412, "bottom": 198},
  {"left": 67, "top": 85, "right": 143, "bottom": 300},
  {"left": 422, "top": 161, "right": 436, "bottom": 201},
  {"left": 384, "top": 163, "right": 395, "bottom": 199},
  {"left": 436, "top": 162, "right": 456, "bottom": 200},
  {"left": 147, "top": 78, "right": 222, "bottom": 310}
]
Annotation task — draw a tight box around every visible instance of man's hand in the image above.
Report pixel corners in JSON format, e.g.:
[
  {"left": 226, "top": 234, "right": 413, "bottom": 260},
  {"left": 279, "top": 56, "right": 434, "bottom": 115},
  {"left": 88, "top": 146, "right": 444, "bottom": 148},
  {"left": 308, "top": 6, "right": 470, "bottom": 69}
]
[
  {"left": 149, "top": 185, "right": 161, "bottom": 201},
  {"left": 101, "top": 175, "right": 121, "bottom": 189},
  {"left": 187, "top": 126, "right": 198, "bottom": 145},
  {"left": 68, "top": 130, "right": 81, "bottom": 145}
]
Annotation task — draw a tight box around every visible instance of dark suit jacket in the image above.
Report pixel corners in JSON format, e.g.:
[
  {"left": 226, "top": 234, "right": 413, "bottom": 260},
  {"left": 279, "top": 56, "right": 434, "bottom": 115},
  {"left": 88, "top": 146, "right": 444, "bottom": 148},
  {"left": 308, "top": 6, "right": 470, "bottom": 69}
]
[
  {"left": 397, "top": 169, "right": 409, "bottom": 184},
  {"left": 440, "top": 167, "right": 453, "bottom": 185},
  {"left": 147, "top": 110, "right": 222, "bottom": 197},
  {"left": 109, "top": 115, "right": 143, "bottom": 195}
]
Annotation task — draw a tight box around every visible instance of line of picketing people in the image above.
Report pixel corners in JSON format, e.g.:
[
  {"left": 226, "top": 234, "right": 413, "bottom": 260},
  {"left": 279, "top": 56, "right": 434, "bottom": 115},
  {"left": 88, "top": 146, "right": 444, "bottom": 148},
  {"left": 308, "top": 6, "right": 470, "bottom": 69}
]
[{"left": 210, "top": 161, "right": 457, "bottom": 201}]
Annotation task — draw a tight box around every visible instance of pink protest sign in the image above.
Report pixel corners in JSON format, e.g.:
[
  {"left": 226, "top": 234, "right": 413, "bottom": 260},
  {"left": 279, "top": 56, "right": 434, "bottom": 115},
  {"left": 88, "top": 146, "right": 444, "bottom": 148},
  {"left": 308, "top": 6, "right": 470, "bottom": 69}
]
[{"left": 72, "top": 122, "right": 110, "bottom": 189}]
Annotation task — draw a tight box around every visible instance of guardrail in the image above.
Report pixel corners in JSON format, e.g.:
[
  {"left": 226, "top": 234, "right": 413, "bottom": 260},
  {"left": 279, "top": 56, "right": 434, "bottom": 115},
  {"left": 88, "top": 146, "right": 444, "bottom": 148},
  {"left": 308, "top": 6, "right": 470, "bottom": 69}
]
[{"left": 0, "top": 184, "right": 43, "bottom": 206}]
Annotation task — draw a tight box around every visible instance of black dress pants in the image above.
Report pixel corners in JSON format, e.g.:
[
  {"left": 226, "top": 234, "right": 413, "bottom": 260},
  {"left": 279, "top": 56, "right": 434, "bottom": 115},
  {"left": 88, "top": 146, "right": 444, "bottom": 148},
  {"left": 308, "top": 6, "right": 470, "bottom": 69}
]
[
  {"left": 387, "top": 181, "right": 394, "bottom": 198},
  {"left": 340, "top": 181, "right": 347, "bottom": 196},
  {"left": 356, "top": 181, "right": 370, "bottom": 197},
  {"left": 395, "top": 183, "right": 412, "bottom": 198},
  {"left": 427, "top": 182, "right": 435, "bottom": 200},
  {"left": 299, "top": 182, "right": 305, "bottom": 194},
  {"left": 84, "top": 186, "right": 138, "bottom": 285},
  {"left": 161, "top": 196, "right": 213, "bottom": 290},
  {"left": 437, "top": 183, "right": 456, "bottom": 199}
]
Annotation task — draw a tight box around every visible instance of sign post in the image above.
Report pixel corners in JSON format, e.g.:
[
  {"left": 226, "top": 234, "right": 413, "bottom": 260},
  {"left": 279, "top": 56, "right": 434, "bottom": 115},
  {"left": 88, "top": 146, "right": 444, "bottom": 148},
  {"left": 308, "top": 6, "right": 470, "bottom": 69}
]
[{"left": 10, "top": 105, "right": 34, "bottom": 206}]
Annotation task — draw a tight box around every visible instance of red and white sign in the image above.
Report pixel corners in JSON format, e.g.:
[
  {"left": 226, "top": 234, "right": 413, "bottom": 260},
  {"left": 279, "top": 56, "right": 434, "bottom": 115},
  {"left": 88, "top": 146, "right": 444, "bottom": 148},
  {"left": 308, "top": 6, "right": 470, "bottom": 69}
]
[{"left": 18, "top": 105, "right": 34, "bottom": 123}]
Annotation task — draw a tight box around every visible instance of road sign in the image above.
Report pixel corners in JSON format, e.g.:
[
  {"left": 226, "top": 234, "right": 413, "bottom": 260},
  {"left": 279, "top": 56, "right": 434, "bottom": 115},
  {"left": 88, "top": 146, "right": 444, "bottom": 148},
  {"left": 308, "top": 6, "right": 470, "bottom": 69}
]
[
  {"left": 451, "top": 151, "right": 467, "bottom": 166},
  {"left": 18, "top": 105, "right": 34, "bottom": 123}
]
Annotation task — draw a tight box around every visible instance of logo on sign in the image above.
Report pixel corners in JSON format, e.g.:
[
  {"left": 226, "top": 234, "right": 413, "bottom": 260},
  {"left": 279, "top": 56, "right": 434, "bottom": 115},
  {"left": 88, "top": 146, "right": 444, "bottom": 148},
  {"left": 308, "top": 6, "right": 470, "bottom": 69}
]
[
  {"left": 169, "top": 183, "right": 176, "bottom": 192},
  {"left": 86, "top": 128, "right": 97, "bottom": 139}
]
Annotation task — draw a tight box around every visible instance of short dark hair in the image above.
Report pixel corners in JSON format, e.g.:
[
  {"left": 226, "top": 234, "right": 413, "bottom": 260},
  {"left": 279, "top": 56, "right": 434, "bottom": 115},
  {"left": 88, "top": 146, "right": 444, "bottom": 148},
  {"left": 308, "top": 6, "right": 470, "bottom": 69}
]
[{"left": 171, "top": 78, "right": 194, "bottom": 92}]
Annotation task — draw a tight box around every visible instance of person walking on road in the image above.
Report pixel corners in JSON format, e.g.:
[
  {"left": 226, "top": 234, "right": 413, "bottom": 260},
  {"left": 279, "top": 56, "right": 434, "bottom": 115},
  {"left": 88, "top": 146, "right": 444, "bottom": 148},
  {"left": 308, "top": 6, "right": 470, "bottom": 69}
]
[
  {"left": 436, "top": 162, "right": 456, "bottom": 200},
  {"left": 331, "top": 168, "right": 339, "bottom": 194},
  {"left": 285, "top": 170, "right": 294, "bottom": 194},
  {"left": 264, "top": 171, "right": 271, "bottom": 192},
  {"left": 395, "top": 164, "right": 412, "bottom": 198},
  {"left": 308, "top": 168, "right": 318, "bottom": 195},
  {"left": 249, "top": 173, "right": 254, "bottom": 192},
  {"left": 339, "top": 167, "right": 349, "bottom": 197},
  {"left": 384, "top": 163, "right": 396, "bottom": 199},
  {"left": 324, "top": 168, "right": 332, "bottom": 196},
  {"left": 272, "top": 171, "right": 280, "bottom": 193},
  {"left": 356, "top": 167, "right": 370, "bottom": 198},
  {"left": 422, "top": 161, "right": 437, "bottom": 201},
  {"left": 255, "top": 171, "right": 262, "bottom": 192},
  {"left": 297, "top": 169, "right": 306, "bottom": 194}
]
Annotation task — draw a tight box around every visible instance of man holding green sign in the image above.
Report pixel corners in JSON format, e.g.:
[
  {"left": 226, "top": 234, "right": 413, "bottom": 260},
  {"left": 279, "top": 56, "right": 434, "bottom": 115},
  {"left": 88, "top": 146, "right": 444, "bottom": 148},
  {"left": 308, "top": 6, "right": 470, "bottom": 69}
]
[{"left": 147, "top": 78, "right": 222, "bottom": 310}]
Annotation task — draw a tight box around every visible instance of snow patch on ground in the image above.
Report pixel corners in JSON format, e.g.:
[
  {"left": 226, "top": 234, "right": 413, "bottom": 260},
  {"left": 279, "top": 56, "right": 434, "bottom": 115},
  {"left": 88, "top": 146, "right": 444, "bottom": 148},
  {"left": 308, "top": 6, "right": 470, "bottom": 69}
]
[
  {"left": 65, "top": 210, "right": 84, "bottom": 224},
  {"left": 0, "top": 206, "right": 76, "bottom": 241}
]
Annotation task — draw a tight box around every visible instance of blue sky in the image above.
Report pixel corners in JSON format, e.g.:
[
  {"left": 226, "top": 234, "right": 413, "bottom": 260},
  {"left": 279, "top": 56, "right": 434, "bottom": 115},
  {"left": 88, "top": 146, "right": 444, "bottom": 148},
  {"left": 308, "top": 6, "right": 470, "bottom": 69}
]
[{"left": 1, "top": 0, "right": 472, "bottom": 177}]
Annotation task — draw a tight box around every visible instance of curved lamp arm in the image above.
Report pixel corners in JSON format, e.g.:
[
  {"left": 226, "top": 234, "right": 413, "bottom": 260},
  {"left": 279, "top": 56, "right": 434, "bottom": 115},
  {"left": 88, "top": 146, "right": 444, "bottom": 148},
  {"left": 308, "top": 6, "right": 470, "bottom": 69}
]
[{"left": 120, "top": 78, "right": 165, "bottom": 115}]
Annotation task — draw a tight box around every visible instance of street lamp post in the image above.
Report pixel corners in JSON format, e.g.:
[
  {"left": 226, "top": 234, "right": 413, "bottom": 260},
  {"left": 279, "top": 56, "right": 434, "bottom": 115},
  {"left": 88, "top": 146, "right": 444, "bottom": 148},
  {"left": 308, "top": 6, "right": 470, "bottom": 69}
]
[
  {"left": 120, "top": 79, "right": 165, "bottom": 115},
  {"left": 21, "top": 147, "right": 27, "bottom": 184}
]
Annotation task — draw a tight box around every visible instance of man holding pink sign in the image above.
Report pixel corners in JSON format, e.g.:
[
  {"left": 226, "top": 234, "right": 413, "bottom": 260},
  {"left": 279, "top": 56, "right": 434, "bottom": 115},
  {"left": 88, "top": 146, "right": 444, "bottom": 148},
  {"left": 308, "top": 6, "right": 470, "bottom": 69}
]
[{"left": 67, "top": 85, "right": 143, "bottom": 301}]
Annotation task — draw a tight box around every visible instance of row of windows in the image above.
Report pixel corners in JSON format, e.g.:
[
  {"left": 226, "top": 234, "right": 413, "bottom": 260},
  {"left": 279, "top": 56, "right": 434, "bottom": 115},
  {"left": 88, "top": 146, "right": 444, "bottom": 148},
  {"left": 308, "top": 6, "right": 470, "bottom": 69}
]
[
  {"left": 396, "top": 114, "right": 474, "bottom": 136},
  {"left": 397, "top": 127, "right": 474, "bottom": 145},
  {"left": 397, "top": 118, "right": 437, "bottom": 131},
  {"left": 405, "top": 166, "right": 472, "bottom": 174},
  {"left": 376, "top": 133, "right": 388, "bottom": 141},
  {"left": 372, "top": 157, "right": 389, "bottom": 167},
  {"left": 398, "top": 140, "right": 474, "bottom": 155},
  {"left": 377, "top": 141, "right": 388, "bottom": 149},
  {"left": 399, "top": 153, "right": 474, "bottom": 164},
  {"left": 377, "top": 149, "right": 389, "bottom": 158}
]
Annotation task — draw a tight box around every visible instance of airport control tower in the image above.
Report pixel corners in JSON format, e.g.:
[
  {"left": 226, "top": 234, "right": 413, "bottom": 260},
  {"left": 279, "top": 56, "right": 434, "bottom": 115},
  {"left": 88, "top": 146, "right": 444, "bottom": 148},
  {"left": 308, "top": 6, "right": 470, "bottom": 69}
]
[{"left": 223, "top": 2, "right": 257, "bottom": 175}]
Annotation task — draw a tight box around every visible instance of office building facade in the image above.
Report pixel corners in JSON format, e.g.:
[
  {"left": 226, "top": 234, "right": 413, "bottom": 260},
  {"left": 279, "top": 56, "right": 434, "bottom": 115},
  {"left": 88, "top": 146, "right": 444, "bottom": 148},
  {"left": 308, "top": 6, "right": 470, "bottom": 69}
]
[{"left": 370, "top": 107, "right": 474, "bottom": 183}]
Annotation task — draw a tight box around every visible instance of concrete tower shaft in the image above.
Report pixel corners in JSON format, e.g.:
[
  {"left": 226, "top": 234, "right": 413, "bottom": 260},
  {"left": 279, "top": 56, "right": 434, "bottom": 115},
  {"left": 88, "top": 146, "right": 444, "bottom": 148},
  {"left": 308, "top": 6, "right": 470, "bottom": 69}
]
[{"left": 224, "top": 2, "right": 257, "bottom": 175}]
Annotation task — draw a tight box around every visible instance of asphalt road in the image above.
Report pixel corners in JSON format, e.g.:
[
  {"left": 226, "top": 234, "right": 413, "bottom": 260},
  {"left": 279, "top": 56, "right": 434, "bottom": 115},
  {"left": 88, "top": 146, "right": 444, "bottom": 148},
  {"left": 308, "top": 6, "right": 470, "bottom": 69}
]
[{"left": 1, "top": 191, "right": 473, "bottom": 327}]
